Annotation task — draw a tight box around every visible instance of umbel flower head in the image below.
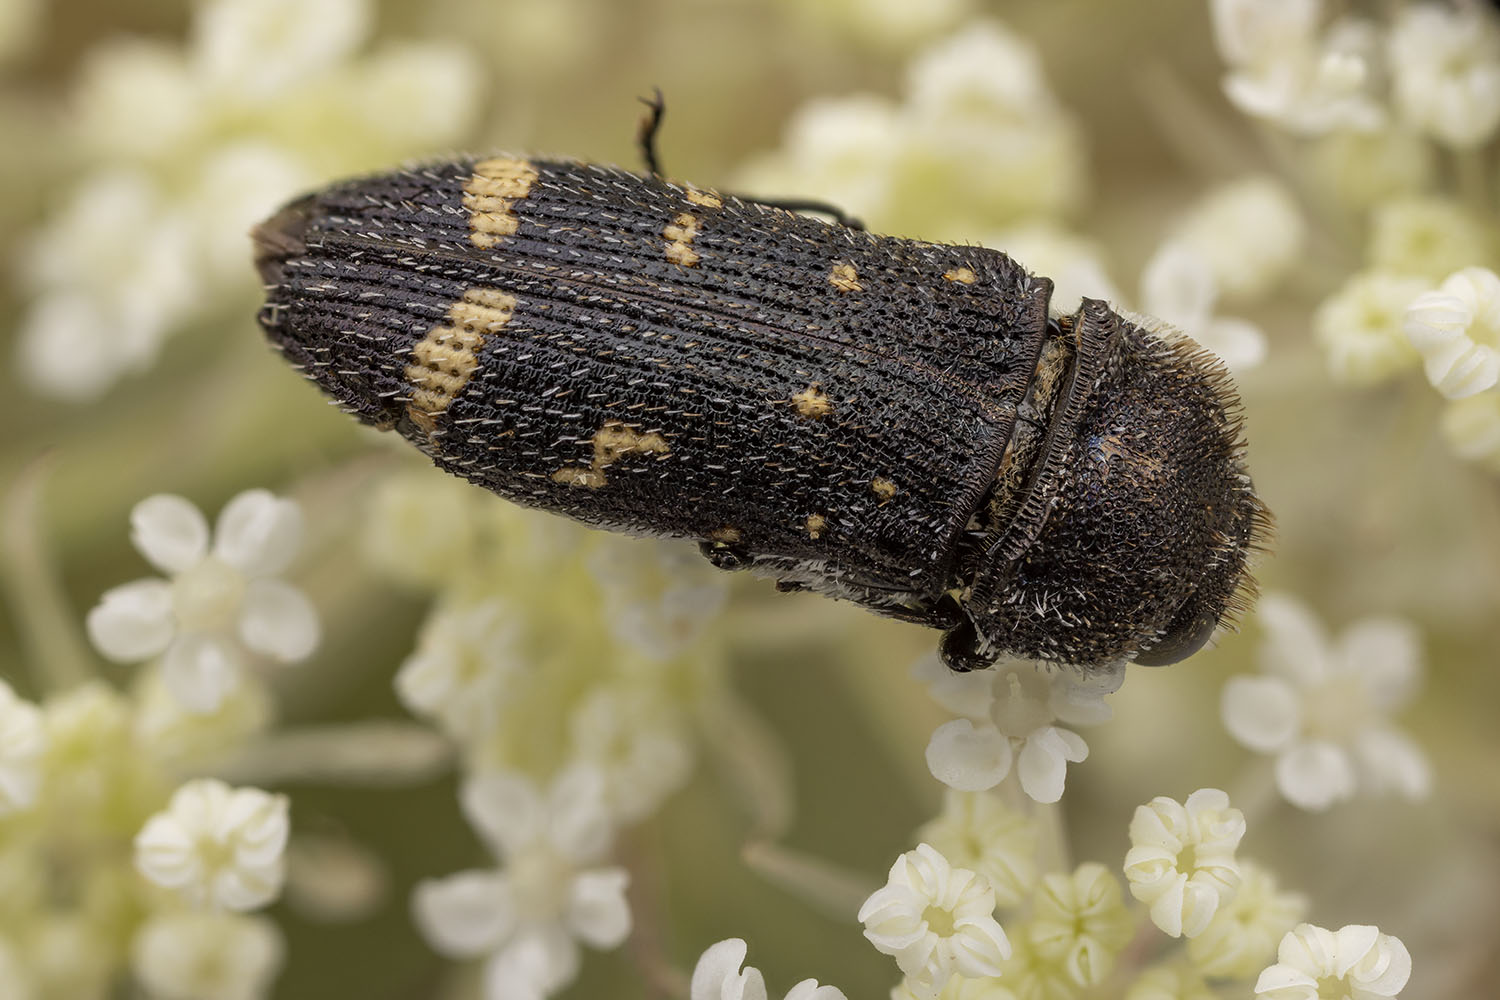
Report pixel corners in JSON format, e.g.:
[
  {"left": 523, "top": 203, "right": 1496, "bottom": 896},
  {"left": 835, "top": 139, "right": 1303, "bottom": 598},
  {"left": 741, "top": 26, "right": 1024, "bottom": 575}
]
[
  {"left": 411, "top": 767, "right": 632, "bottom": 1000},
  {"left": 1123, "top": 788, "right": 1245, "bottom": 939},
  {"left": 87, "top": 490, "right": 319, "bottom": 713},
  {"left": 1254, "top": 923, "right": 1411, "bottom": 1000},
  {"left": 857, "top": 842, "right": 1012, "bottom": 997},
  {"left": 1221, "top": 593, "right": 1429, "bottom": 811},
  {"left": 691, "top": 938, "right": 846, "bottom": 1000}
]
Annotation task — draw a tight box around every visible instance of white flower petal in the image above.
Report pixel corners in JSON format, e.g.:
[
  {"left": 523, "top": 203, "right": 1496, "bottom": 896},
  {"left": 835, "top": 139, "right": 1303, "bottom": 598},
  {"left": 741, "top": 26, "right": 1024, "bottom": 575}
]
[
  {"left": 784, "top": 980, "right": 847, "bottom": 1000},
  {"left": 238, "top": 579, "right": 319, "bottom": 662},
  {"left": 1336, "top": 618, "right": 1421, "bottom": 709},
  {"left": 1222, "top": 675, "right": 1301, "bottom": 752},
  {"left": 1015, "top": 726, "right": 1087, "bottom": 804},
  {"left": 925, "top": 719, "right": 1014, "bottom": 792},
  {"left": 1275, "top": 742, "right": 1356, "bottom": 811},
  {"left": 161, "top": 633, "right": 244, "bottom": 713},
  {"left": 412, "top": 869, "right": 515, "bottom": 958},
  {"left": 460, "top": 773, "right": 544, "bottom": 859},
  {"left": 1353, "top": 727, "right": 1431, "bottom": 799},
  {"left": 691, "top": 939, "right": 769, "bottom": 1000},
  {"left": 546, "top": 765, "right": 613, "bottom": 863},
  {"left": 87, "top": 578, "right": 175, "bottom": 662},
  {"left": 1142, "top": 239, "right": 1218, "bottom": 328},
  {"left": 911, "top": 654, "right": 994, "bottom": 719},
  {"left": 566, "top": 868, "right": 631, "bottom": 949},
  {"left": 213, "top": 489, "right": 303, "bottom": 577},
  {"left": 130, "top": 494, "right": 209, "bottom": 573},
  {"left": 1256, "top": 593, "right": 1332, "bottom": 682}
]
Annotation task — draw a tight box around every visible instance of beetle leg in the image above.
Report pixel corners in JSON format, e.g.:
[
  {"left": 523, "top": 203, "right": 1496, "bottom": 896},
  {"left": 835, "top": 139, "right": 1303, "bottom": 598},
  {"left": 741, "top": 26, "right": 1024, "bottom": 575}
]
[
  {"left": 636, "top": 87, "right": 667, "bottom": 178},
  {"left": 698, "top": 539, "right": 752, "bottom": 572}
]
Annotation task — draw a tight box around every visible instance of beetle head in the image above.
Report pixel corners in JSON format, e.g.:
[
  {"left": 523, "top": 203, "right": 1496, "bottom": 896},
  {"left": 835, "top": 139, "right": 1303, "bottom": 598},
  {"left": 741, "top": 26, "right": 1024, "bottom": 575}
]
[{"left": 952, "top": 301, "right": 1269, "bottom": 672}]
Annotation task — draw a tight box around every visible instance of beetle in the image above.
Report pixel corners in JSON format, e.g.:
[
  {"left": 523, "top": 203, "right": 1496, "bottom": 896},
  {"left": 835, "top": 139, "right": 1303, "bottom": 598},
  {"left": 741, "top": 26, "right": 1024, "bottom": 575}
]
[{"left": 252, "top": 106, "right": 1267, "bottom": 674}]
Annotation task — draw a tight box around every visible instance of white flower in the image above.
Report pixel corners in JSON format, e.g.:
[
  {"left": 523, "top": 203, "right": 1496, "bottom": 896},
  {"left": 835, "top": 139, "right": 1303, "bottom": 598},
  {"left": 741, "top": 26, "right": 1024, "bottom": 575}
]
[
  {"left": 1306, "top": 129, "right": 1434, "bottom": 210},
  {"left": 132, "top": 663, "right": 274, "bottom": 770},
  {"left": 918, "top": 657, "right": 1108, "bottom": 803},
  {"left": 857, "top": 843, "right": 1012, "bottom": 997},
  {"left": 1172, "top": 177, "right": 1306, "bottom": 302},
  {"left": 1028, "top": 863, "right": 1133, "bottom": 987},
  {"left": 135, "top": 778, "right": 291, "bottom": 911},
  {"left": 132, "top": 910, "right": 284, "bottom": 1000},
  {"left": 1222, "top": 594, "right": 1429, "bottom": 811},
  {"left": 0, "top": 680, "right": 44, "bottom": 817},
  {"left": 87, "top": 490, "right": 319, "bottom": 713},
  {"left": 192, "top": 0, "right": 372, "bottom": 101},
  {"left": 412, "top": 768, "right": 631, "bottom": 1000},
  {"left": 1123, "top": 788, "right": 1245, "bottom": 939},
  {"left": 1125, "top": 962, "right": 1218, "bottom": 1000},
  {"left": 1405, "top": 268, "right": 1500, "bottom": 399},
  {"left": 361, "top": 471, "right": 489, "bottom": 587},
  {"left": 586, "top": 537, "right": 728, "bottom": 660},
  {"left": 395, "top": 596, "right": 524, "bottom": 742},
  {"left": 1312, "top": 271, "right": 1428, "bottom": 385},
  {"left": 1367, "top": 198, "right": 1492, "bottom": 282},
  {"left": 691, "top": 938, "right": 847, "bottom": 1000},
  {"left": 1253, "top": 924, "right": 1411, "bottom": 1000},
  {"left": 569, "top": 684, "right": 694, "bottom": 824},
  {"left": 916, "top": 790, "right": 1039, "bottom": 908},
  {"left": 1211, "top": 0, "right": 1384, "bottom": 135},
  {"left": 1138, "top": 239, "right": 1267, "bottom": 373},
  {"left": 1188, "top": 859, "right": 1308, "bottom": 979},
  {"left": 1441, "top": 392, "right": 1500, "bottom": 471},
  {"left": 1388, "top": 3, "right": 1500, "bottom": 148}
]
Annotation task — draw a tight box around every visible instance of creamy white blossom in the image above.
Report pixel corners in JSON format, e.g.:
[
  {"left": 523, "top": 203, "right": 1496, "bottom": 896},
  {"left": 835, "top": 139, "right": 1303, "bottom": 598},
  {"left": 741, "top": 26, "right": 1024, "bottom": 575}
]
[
  {"left": 1138, "top": 239, "right": 1267, "bottom": 373},
  {"left": 858, "top": 843, "right": 1012, "bottom": 997},
  {"left": 1123, "top": 788, "right": 1245, "bottom": 939},
  {"left": 1027, "top": 862, "right": 1132, "bottom": 987},
  {"left": 1313, "top": 271, "right": 1428, "bottom": 385},
  {"left": 134, "top": 778, "right": 290, "bottom": 911},
  {"left": 1125, "top": 962, "right": 1219, "bottom": 1000},
  {"left": 1253, "top": 924, "right": 1411, "bottom": 1000},
  {"left": 1367, "top": 198, "right": 1492, "bottom": 282},
  {"left": 568, "top": 683, "right": 693, "bottom": 823},
  {"left": 1441, "top": 392, "right": 1500, "bottom": 471},
  {"left": 87, "top": 490, "right": 318, "bottom": 713},
  {"left": 1306, "top": 129, "right": 1434, "bottom": 209},
  {"left": 1172, "top": 176, "right": 1306, "bottom": 302},
  {"left": 916, "top": 790, "right": 1039, "bottom": 908},
  {"left": 0, "top": 680, "right": 44, "bottom": 817},
  {"left": 412, "top": 768, "right": 631, "bottom": 1000},
  {"left": 1404, "top": 267, "right": 1500, "bottom": 398},
  {"left": 1388, "top": 3, "right": 1500, "bottom": 148},
  {"left": 691, "top": 938, "right": 847, "bottom": 1000},
  {"left": 1188, "top": 859, "right": 1308, "bottom": 979},
  {"left": 1211, "top": 0, "right": 1384, "bottom": 135},
  {"left": 586, "top": 537, "right": 728, "bottom": 660},
  {"left": 918, "top": 656, "right": 1110, "bottom": 803},
  {"left": 131, "top": 910, "right": 284, "bottom": 1000},
  {"left": 396, "top": 596, "right": 524, "bottom": 742},
  {"left": 1222, "top": 594, "right": 1429, "bottom": 811}
]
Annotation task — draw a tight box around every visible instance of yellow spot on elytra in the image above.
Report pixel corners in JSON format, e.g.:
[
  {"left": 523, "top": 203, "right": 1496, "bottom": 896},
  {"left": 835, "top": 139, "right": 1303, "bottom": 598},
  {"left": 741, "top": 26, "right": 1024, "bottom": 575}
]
[
  {"left": 792, "top": 384, "right": 834, "bottom": 420},
  {"left": 943, "top": 267, "right": 978, "bottom": 285},
  {"left": 664, "top": 213, "right": 701, "bottom": 266},
  {"left": 405, "top": 287, "right": 518, "bottom": 433},
  {"left": 805, "top": 513, "right": 827, "bottom": 539},
  {"left": 829, "top": 262, "right": 861, "bottom": 293},
  {"left": 871, "top": 477, "right": 897, "bottom": 501},
  {"left": 553, "top": 421, "right": 671, "bottom": 489},
  {"left": 463, "top": 157, "right": 537, "bottom": 249},
  {"left": 709, "top": 526, "right": 743, "bottom": 544},
  {"left": 686, "top": 188, "right": 723, "bottom": 209}
]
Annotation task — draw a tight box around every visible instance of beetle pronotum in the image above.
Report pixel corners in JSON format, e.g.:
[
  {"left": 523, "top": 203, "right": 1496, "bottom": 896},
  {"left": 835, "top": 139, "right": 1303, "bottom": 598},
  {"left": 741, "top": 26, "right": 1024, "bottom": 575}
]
[{"left": 252, "top": 128, "right": 1267, "bottom": 674}]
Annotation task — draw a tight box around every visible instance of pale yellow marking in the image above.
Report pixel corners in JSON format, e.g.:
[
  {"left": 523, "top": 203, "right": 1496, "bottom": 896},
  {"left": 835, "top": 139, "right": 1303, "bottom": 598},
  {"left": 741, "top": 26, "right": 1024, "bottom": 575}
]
[
  {"left": 829, "top": 262, "right": 861, "bottom": 293},
  {"left": 805, "top": 513, "right": 827, "bottom": 540},
  {"left": 871, "top": 477, "right": 897, "bottom": 501},
  {"left": 792, "top": 384, "right": 833, "bottom": 420},
  {"left": 943, "top": 267, "right": 978, "bottom": 285},
  {"left": 405, "top": 287, "right": 518, "bottom": 433},
  {"left": 462, "top": 157, "right": 538, "bottom": 249},
  {"left": 709, "top": 526, "right": 743, "bottom": 544},
  {"left": 664, "top": 213, "right": 701, "bottom": 266},
  {"left": 686, "top": 188, "right": 723, "bottom": 209},
  {"left": 553, "top": 421, "right": 671, "bottom": 489}
]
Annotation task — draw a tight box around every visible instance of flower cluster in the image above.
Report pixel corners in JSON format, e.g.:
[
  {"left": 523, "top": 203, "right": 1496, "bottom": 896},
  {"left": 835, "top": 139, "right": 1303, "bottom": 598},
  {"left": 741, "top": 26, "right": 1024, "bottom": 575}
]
[
  {"left": 13, "top": 0, "right": 481, "bottom": 399},
  {"left": 1221, "top": 593, "right": 1429, "bottom": 811}
]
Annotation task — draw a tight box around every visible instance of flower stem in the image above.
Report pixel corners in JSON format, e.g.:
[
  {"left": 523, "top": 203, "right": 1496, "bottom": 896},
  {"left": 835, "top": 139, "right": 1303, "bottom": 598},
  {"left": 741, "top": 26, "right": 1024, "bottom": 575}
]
[{"left": 0, "top": 457, "right": 97, "bottom": 693}]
